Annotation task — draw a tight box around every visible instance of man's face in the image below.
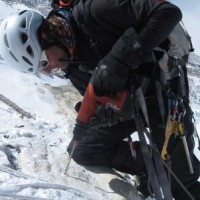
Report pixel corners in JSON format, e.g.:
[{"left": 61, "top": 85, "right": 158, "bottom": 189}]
[{"left": 43, "top": 45, "right": 69, "bottom": 74}]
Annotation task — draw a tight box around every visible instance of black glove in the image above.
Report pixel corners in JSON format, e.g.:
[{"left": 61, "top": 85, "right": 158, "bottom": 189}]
[
  {"left": 89, "top": 105, "right": 120, "bottom": 128},
  {"left": 73, "top": 106, "right": 119, "bottom": 141},
  {"left": 111, "top": 27, "right": 152, "bottom": 68},
  {"left": 92, "top": 56, "right": 129, "bottom": 96},
  {"left": 93, "top": 28, "right": 152, "bottom": 96}
]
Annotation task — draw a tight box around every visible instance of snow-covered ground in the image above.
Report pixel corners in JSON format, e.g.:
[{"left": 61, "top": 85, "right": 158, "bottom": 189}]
[
  {"left": 0, "top": 47, "right": 144, "bottom": 200},
  {"left": 0, "top": 1, "right": 200, "bottom": 200}
]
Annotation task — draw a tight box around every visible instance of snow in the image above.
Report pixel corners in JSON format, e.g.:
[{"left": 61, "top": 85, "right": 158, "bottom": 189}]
[
  {"left": 0, "top": 64, "right": 76, "bottom": 199},
  {"left": 0, "top": 0, "right": 29, "bottom": 19},
  {"left": 0, "top": 61, "right": 69, "bottom": 120},
  {"left": 0, "top": 1, "right": 199, "bottom": 200},
  {"left": 0, "top": 2, "right": 141, "bottom": 198}
]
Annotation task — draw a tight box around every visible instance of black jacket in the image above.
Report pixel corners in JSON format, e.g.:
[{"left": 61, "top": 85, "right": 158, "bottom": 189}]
[
  {"left": 63, "top": 0, "right": 182, "bottom": 95},
  {"left": 72, "top": 0, "right": 181, "bottom": 55}
]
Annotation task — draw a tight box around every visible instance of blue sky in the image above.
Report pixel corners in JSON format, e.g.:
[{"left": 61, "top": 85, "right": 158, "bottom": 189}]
[{"left": 170, "top": 0, "right": 200, "bottom": 55}]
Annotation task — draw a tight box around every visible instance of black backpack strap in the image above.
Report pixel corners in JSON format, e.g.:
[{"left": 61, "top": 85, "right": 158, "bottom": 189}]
[
  {"left": 180, "top": 21, "right": 194, "bottom": 53},
  {"left": 131, "top": 84, "right": 173, "bottom": 200}
]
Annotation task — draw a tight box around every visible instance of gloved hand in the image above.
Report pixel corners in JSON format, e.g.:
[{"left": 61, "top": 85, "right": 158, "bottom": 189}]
[
  {"left": 92, "top": 56, "right": 129, "bottom": 96},
  {"left": 93, "top": 28, "right": 152, "bottom": 96},
  {"left": 89, "top": 105, "right": 120, "bottom": 128},
  {"left": 73, "top": 106, "right": 120, "bottom": 140}
]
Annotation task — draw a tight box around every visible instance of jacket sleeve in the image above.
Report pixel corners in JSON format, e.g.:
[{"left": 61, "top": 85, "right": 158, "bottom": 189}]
[
  {"left": 85, "top": 0, "right": 182, "bottom": 50},
  {"left": 138, "top": 2, "right": 182, "bottom": 48},
  {"left": 108, "top": 2, "right": 182, "bottom": 68}
]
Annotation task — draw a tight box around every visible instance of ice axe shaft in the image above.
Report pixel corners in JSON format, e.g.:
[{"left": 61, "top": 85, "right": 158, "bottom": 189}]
[
  {"left": 64, "top": 141, "right": 77, "bottom": 175},
  {"left": 177, "top": 121, "right": 194, "bottom": 174},
  {"left": 181, "top": 135, "right": 194, "bottom": 174}
]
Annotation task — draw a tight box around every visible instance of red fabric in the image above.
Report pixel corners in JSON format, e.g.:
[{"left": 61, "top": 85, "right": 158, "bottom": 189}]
[{"left": 59, "top": 0, "right": 72, "bottom": 7}]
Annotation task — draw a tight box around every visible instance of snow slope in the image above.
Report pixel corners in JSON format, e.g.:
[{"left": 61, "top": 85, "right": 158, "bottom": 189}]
[
  {"left": 0, "top": 54, "right": 143, "bottom": 200},
  {"left": 0, "top": 2, "right": 145, "bottom": 199}
]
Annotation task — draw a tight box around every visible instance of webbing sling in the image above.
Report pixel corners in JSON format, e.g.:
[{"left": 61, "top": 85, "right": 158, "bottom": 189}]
[
  {"left": 144, "top": 128, "right": 173, "bottom": 199},
  {"left": 155, "top": 81, "right": 166, "bottom": 125},
  {"left": 177, "top": 64, "right": 186, "bottom": 97},
  {"left": 132, "top": 85, "right": 173, "bottom": 200},
  {"left": 135, "top": 116, "right": 163, "bottom": 199}
]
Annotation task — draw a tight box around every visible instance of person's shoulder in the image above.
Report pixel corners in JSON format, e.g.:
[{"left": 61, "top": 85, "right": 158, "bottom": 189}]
[{"left": 82, "top": 0, "right": 132, "bottom": 14}]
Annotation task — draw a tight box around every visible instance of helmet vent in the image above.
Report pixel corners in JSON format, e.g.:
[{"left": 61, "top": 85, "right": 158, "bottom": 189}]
[
  {"left": 28, "top": 68, "right": 34, "bottom": 72},
  {"left": 10, "top": 51, "right": 18, "bottom": 62},
  {"left": 21, "top": 33, "right": 28, "bottom": 43},
  {"left": 21, "top": 19, "right": 26, "bottom": 29},
  {"left": 19, "top": 10, "right": 27, "bottom": 16},
  {"left": 27, "top": 46, "right": 33, "bottom": 56},
  {"left": 4, "top": 21, "right": 8, "bottom": 30},
  {"left": 4, "top": 34, "right": 9, "bottom": 48},
  {"left": 22, "top": 56, "right": 33, "bottom": 66}
]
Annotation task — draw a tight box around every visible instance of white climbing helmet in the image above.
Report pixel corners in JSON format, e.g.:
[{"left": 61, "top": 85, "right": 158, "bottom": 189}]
[{"left": 0, "top": 10, "right": 44, "bottom": 73}]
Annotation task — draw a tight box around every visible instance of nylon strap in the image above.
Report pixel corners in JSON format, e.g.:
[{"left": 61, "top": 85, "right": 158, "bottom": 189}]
[
  {"left": 155, "top": 81, "right": 166, "bottom": 125},
  {"left": 177, "top": 64, "right": 186, "bottom": 97},
  {"left": 144, "top": 129, "right": 173, "bottom": 199},
  {"left": 133, "top": 87, "right": 173, "bottom": 200},
  {"left": 135, "top": 116, "right": 163, "bottom": 200}
]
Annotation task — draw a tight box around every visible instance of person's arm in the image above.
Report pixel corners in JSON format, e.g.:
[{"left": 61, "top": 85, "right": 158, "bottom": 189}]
[
  {"left": 93, "top": 2, "right": 182, "bottom": 96},
  {"left": 139, "top": 3, "right": 182, "bottom": 48}
]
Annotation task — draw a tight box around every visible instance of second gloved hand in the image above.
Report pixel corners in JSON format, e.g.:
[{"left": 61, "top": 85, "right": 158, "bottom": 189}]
[{"left": 89, "top": 105, "right": 120, "bottom": 128}]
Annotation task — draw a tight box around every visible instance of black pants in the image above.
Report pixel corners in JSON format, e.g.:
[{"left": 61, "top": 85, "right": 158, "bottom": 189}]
[
  {"left": 69, "top": 120, "right": 145, "bottom": 175},
  {"left": 68, "top": 97, "right": 200, "bottom": 199}
]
